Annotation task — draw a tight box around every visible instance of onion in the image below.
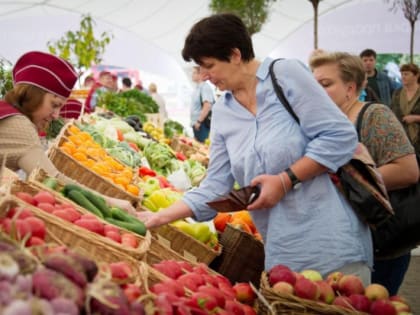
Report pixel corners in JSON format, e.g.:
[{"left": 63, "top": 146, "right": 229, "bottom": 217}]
[
  {"left": 0, "top": 253, "right": 19, "bottom": 280},
  {"left": 3, "top": 300, "right": 32, "bottom": 315},
  {"left": 0, "top": 280, "right": 13, "bottom": 305}
]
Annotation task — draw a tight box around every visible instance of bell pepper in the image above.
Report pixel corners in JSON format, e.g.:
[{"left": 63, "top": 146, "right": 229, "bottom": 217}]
[
  {"left": 138, "top": 177, "right": 161, "bottom": 197},
  {"left": 175, "top": 151, "right": 187, "bottom": 161},
  {"left": 139, "top": 166, "right": 156, "bottom": 177},
  {"left": 156, "top": 175, "right": 172, "bottom": 188}
]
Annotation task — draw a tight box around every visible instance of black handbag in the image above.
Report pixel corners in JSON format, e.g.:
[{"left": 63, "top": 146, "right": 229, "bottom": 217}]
[
  {"left": 356, "top": 103, "right": 420, "bottom": 257},
  {"left": 269, "top": 60, "right": 394, "bottom": 228}
]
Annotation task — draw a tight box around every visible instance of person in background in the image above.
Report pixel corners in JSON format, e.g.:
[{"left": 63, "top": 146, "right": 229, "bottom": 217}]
[
  {"left": 137, "top": 13, "right": 373, "bottom": 283},
  {"left": 148, "top": 83, "right": 168, "bottom": 122},
  {"left": 391, "top": 63, "right": 420, "bottom": 159},
  {"left": 310, "top": 51, "right": 419, "bottom": 295},
  {"left": 82, "top": 75, "right": 94, "bottom": 89},
  {"left": 190, "top": 66, "right": 214, "bottom": 142},
  {"left": 134, "top": 80, "right": 148, "bottom": 94},
  {"left": 110, "top": 74, "right": 119, "bottom": 92},
  {"left": 359, "top": 73, "right": 380, "bottom": 102},
  {"left": 84, "top": 70, "right": 113, "bottom": 112},
  {"left": 121, "top": 77, "right": 132, "bottom": 92},
  {"left": 0, "top": 51, "right": 136, "bottom": 212},
  {"left": 59, "top": 98, "right": 84, "bottom": 120},
  {"left": 360, "top": 49, "right": 398, "bottom": 106}
]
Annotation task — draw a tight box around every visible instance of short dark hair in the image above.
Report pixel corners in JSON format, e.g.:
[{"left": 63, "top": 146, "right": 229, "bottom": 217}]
[
  {"left": 122, "top": 77, "right": 132, "bottom": 87},
  {"left": 360, "top": 49, "right": 377, "bottom": 59},
  {"left": 182, "top": 13, "right": 254, "bottom": 65}
]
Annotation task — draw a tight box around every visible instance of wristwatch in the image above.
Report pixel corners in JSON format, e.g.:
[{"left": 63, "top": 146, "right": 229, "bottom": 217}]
[{"left": 285, "top": 168, "right": 302, "bottom": 190}]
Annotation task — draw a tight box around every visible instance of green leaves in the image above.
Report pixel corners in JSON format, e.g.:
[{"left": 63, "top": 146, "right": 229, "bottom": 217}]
[
  {"left": 47, "top": 14, "right": 113, "bottom": 71},
  {"left": 0, "top": 59, "right": 13, "bottom": 98}
]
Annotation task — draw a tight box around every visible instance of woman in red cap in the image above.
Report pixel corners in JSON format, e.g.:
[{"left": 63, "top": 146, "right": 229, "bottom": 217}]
[{"left": 0, "top": 51, "right": 135, "bottom": 212}]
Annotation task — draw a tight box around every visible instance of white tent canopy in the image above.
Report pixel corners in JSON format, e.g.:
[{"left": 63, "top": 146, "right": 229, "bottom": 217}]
[{"left": 0, "top": 0, "right": 417, "bottom": 84}]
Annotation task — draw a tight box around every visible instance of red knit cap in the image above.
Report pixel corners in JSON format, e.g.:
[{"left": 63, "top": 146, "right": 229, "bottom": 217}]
[{"left": 13, "top": 51, "right": 78, "bottom": 98}]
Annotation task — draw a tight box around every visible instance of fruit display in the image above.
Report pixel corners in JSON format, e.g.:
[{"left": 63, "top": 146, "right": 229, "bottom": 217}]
[
  {"left": 261, "top": 263, "right": 413, "bottom": 315},
  {"left": 149, "top": 259, "right": 258, "bottom": 314},
  {"left": 214, "top": 211, "right": 262, "bottom": 241}
]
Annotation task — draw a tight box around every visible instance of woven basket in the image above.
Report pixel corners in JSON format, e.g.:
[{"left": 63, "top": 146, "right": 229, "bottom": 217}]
[
  {"left": 170, "top": 137, "right": 197, "bottom": 157},
  {"left": 0, "top": 196, "right": 150, "bottom": 284},
  {"left": 151, "top": 223, "right": 221, "bottom": 265},
  {"left": 258, "top": 272, "right": 367, "bottom": 315},
  {"left": 47, "top": 124, "right": 141, "bottom": 205},
  {"left": 6, "top": 184, "right": 150, "bottom": 261},
  {"left": 210, "top": 223, "right": 265, "bottom": 288}
]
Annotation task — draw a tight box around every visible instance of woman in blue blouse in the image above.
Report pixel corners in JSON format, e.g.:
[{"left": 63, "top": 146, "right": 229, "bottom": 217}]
[{"left": 138, "top": 13, "right": 373, "bottom": 284}]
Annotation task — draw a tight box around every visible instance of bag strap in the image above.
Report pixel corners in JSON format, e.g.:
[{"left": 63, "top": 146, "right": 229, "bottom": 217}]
[
  {"left": 355, "top": 102, "right": 375, "bottom": 141},
  {"left": 269, "top": 59, "right": 300, "bottom": 124}
]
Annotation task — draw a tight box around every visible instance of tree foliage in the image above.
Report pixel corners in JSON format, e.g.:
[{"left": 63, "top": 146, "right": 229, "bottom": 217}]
[
  {"left": 0, "top": 59, "right": 13, "bottom": 98},
  {"left": 47, "top": 14, "right": 113, "bottom": 71},
  {"left": 386, "top": 0, "right": 420, "bottom": 63},
  {"left": 209, "top": 0, "right": 277, "bottom": 35}
]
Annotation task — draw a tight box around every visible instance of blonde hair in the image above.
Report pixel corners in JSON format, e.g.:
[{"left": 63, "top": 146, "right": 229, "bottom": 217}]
[
  {"left": 148, "top": 83, "right": 157, "bottom": 93},
  {"left": 310, "top": 52, "right": 366, "bottom": 94}
]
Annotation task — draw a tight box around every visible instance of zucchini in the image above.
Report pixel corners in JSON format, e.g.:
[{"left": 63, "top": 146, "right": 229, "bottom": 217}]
[
  {"left": 67, "top": 190, "right": 103, "bottom": 218},
  {"left": 105, "top": 217, "right": 146, "bottom": 236},
  {"left": 79, "top": 190, "right": 112, "bottom": 218},
  {"left": 62, "top": 184, "right": 84, "bottom": 197},
  {"left": 110, "top": 207, "right": 139, "bottom": 224}
]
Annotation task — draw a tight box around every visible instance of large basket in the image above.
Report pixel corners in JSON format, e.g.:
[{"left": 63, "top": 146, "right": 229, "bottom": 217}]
[
  {"left": 258, "top": 272, "right": 367, "bottom": 315},
  {"left": 151, "top": 223, "right": 221, "bottom": 265},
  {"left": 6, "top": 183, "right": 150, "bottom": 261},
  {"left": 47, "top": 123, "right": 141, "bottom": 205},
  {"left": 0, "top": 196, "right": 150, "bottom": 285},
  {"left": 209, "top": 223, "right": 265, "bottom": 288}
]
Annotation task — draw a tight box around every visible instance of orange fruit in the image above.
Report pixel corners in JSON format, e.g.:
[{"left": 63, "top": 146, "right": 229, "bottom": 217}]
[
  {"left": 67, "top": 125, "right": 81, "bottom": 135},
  {"left": 213, "top": 213, "right": 232, "bottom": 233},
  {"left": 72, "top": 151, "right": 87, "bottom": 162},
  {"left": 126, "top": 184, "right": 140, "bottom": 196},
  {"left": 114, "top": 176, "right": 130, "bottom": 187}
]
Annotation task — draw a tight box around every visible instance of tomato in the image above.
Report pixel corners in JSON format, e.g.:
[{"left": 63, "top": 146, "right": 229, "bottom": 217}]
[
  {"left": 105, "top": 230, "right": 121, "bottom": 243},
  {"left": 15, "top": 192, "right": 36, "bottom": 205},
  {"left": 33, "top": 191, "right": 56, "bottom": 205},
  {"left": 120, "top": 233, "right": 139, "bottom": 248},
  {"left": 37, "top": 202, "right": 56, "bottom": 214},
  {"left": 7, "top": 207, "right": 34, "bottom": 220},
  {"left": 26, "top": 236, "right": 45, "bottom": 247},
  {"left": 123, "top": 283, "right": 142, "bottom": 303},
  {"left": 53, "top": 209, "right": 80, "bottom": 223},
  {"left": 74, "top": 219, "right": 105, "bottom": 236},
  {"left": 109, "top": 261, "right": 132, "bottom": 280},
  {"left": 23, "top": 217, "right": 46, "bottom": 240}
]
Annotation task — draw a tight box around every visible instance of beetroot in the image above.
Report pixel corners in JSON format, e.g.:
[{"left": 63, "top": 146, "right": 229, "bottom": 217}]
[
  {"left": 43, "top": 252, "right": 87, "bottom": 288},
  {"left": 32, "top": 268, "right": 84, "bottom": 308}
]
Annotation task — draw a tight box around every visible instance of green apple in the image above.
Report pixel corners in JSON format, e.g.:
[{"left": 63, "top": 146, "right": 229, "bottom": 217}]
[{"left": 300, "top": 269, "right": 323, "bottom": 282}]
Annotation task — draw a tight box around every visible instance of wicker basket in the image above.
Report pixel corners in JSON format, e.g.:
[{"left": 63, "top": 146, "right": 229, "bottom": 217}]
[
  {"left": 0, "top": 196, "right": 150, "bottom": 285},
  {"left": 151, "top": 223, "right": 221, "bottom": 265},
  {"left": 5, "top": 185, "right": 150, "bottom": 261},
  {"left": 258, "top": 272, "right": 367, "bottom": 315},
  {"left": 210, "top": 223, "right": 265, "bottom": 288},
  {"left": 47, "top": 123, "right": 141, "bottom": 205},
  {"left": 170, "top": 137, "right": 197, "bottom": 157}
]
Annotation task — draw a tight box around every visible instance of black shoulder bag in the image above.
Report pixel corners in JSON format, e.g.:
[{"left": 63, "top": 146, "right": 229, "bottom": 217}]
[
  {"left": 269, "top": 59, "right": 395, "bottom": 232},
  {"left": 356, "top": 103, "right": 420, "bottom": 257}
]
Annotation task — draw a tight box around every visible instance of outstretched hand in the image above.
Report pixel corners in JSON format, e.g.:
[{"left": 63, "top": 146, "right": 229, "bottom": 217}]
[{"left": 136, "top": 211, "right": 161, "bottom": 229}]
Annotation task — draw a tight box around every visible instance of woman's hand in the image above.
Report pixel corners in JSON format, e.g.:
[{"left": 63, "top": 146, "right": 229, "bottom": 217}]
[
  {"left": 247, "top": 173, "right": 288, "bottom": 210},
  {"left": 402, "top": 115, "right": 420, "bottom": 124},
  {"left": 193, "top": 121, "right": 201, "bottom": 130},
  {"left": 136, "top": 211, "right": 161, "bottom": 229}
]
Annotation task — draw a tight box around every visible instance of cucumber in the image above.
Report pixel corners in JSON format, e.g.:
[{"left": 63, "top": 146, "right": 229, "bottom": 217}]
[
  {"left": 105, "top": 217, "right": 147, "bottom": 236},
  {"left": 42, "top": 177, "right": 58, "bottom": 190},
  {"left": 62, "top": 184, "right": 84, "bottom": 197},
  {"left": 67, "top": 190, "right": 103, "bottom": 218},
  {"left": 110, "top": 207, "right": 139, "bottom": 224},
  {"left": 79, "top": 190, "right": 112, "bottom": 218}
]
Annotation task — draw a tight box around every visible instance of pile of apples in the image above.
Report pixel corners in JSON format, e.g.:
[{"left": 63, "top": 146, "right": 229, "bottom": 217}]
[
  {"left": 268, "top": 264, "right": 412, "bottom": 315},
  {"left": 150, "top": 259, "right": 257, "bottom": 314}
]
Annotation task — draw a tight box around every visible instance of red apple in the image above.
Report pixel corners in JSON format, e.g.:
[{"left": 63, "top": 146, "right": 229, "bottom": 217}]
[
  {"left": 391, "top": 301, "right": 411, "bottom": 313},
  {"left": 349, "top": 293, "right": 371, "bottom": 312},
  {"left": 177, "top": 272, "right": 205, "bottom": 291},
  {"left": 198, "top": 285, "right": 225, "bottom": 308},
  {"left": 333, "top": 296, "right": 353, "bottom": 310},
  {"left": 268, "top": 264, "right": 292, "bottom": 286},
  {"left": 294, "top": 278, "right": 320, "bottom": 300},
  {"left": 300, "top": 269, "right": 323, "bottom": 282},
  {"left": 272, "top": 281, "right": 294, "bottom": 295},
  {"left": 269, "top": 268, "right": 296, "bottom": 286},
  {"left": 189, "top": 292, "right": 218, "bottom": 311},
  {"left": 232, "top": 283, "right": 256, "bottom": 305},
  {"left": 337, "top": 274, "right": 364, "bottom": 296},
  {"left": 326, "top": 271, "right": 343, "bottom": 292},
  {"left": 224, "top": 300, "right": 245, "bottom": 315},
  {"left": 317, "top": 281, "right": 335, "bottom": 304},
  {"left": 389, "top": 295, "right": 409, "bottom": 304},
  {"left": 370, "top": 299, "right": 397, "bottom": 315},
  {"left": 242, "top": 304, "right": 257, "bottom": 315},
  {"left": 364, "top": 283, "right": 389, "bottom": 301}
]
